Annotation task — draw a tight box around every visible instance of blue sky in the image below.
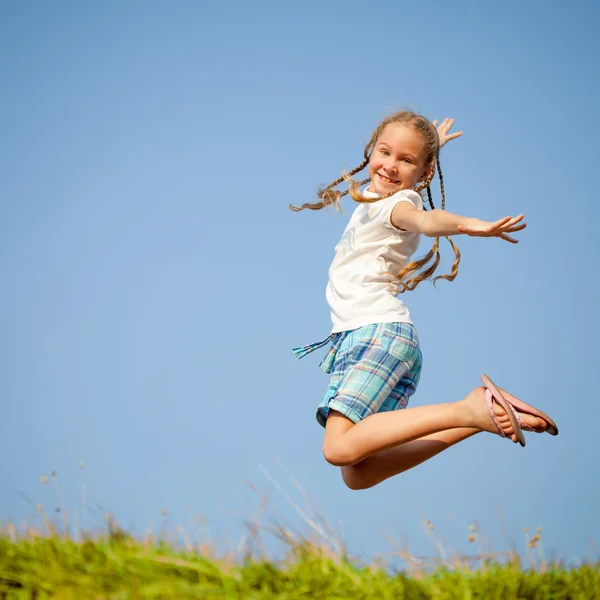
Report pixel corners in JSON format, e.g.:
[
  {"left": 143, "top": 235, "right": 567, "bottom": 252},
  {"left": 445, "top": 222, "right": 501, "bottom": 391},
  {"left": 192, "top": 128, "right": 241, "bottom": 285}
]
[{"left": 1, "top": 0, "right": 599, "bottom": 565}]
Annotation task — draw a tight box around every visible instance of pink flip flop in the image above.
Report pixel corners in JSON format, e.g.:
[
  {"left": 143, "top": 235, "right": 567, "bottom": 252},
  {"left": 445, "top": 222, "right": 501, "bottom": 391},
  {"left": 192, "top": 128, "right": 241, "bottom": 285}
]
[
  {"left": 482, "top": 378, "right": 526, "bottom": 447},
  {"left": 482, "top": 374, "right": 558, "bottom": 438}
]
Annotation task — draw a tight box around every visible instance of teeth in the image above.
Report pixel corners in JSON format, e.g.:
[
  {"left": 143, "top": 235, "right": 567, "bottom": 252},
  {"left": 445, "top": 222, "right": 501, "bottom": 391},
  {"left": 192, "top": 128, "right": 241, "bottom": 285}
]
[{"left": 380, "top": 174, "right": 398, "bottom": 184}]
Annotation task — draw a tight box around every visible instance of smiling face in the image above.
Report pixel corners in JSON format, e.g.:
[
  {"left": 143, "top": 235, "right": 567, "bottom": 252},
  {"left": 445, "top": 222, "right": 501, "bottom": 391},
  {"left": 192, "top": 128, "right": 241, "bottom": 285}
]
[{"left": 367, "top": 123, "right": 431, "bottom": 196}]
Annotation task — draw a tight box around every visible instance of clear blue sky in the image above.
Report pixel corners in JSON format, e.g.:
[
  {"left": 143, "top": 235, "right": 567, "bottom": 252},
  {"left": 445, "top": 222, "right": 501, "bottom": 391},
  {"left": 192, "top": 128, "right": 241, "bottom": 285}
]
[{"left": 1, "top": 0, "right": 599, "bottom": 566}]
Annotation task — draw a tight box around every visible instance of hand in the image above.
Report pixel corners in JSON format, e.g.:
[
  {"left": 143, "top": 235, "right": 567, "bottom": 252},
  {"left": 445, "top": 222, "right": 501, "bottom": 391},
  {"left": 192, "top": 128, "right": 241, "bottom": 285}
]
[
  {"left": 432, "top": 118, "right": 463, "bottom": 148},
  {"left": 457, "top": 214, "right": 527, "bottom": 243}
]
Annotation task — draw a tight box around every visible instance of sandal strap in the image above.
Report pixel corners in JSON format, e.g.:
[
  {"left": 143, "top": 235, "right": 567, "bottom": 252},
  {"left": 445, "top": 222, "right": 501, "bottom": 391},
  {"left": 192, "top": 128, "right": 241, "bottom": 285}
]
[
  {"left": 485, "top": 389, "right": 507, "bottom": 438},
  {"left": 512, "top": 410, "right": 538, "bottom": 432},
  {"left": 486, "top": 388, "right": 527, "bottom": 438}
]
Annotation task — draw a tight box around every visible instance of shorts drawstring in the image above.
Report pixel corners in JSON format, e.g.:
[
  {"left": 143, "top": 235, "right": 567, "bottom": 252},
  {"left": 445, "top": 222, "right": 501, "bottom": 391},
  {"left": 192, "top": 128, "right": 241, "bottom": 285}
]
[{"left": 292, "top": 332, "right": 343, "bottom": 374}]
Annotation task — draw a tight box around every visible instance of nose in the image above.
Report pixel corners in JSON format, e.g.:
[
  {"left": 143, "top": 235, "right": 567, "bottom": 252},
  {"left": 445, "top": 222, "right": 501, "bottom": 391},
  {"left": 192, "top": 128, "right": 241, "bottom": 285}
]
[{"left": 383, "top": 162, "right": 398, "bottom": 175}]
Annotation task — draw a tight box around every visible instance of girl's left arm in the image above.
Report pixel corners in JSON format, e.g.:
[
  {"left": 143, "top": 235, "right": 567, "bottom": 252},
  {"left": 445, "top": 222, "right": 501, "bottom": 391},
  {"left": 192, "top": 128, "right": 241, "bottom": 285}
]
[{"left": 391, "top": 203, "right": 526, "bottom": 243}]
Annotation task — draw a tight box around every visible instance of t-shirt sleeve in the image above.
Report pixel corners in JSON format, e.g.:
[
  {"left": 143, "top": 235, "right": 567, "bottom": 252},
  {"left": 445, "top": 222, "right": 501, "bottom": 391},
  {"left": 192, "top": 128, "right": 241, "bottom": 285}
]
[{"left": 378, "top": 190, "right": 424, "bottom": 232}]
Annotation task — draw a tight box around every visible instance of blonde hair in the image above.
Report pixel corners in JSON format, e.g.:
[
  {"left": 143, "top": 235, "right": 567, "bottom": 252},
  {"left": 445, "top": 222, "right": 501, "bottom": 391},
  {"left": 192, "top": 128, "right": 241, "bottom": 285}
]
[{"left": 290, "top": 111, "right": 460, "bottom": 293}]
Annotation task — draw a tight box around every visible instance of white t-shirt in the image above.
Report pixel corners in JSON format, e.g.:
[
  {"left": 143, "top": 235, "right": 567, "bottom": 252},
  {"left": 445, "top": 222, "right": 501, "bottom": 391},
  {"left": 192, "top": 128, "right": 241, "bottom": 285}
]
[{"left": 326, "top": 188, "right": 423, "bottom": 333}]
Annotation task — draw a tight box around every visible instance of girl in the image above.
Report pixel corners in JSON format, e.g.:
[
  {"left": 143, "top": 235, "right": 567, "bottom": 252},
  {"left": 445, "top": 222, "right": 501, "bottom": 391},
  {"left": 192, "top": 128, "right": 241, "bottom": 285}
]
[{"left": 292, "top": 111, "right": 558, "bottom": 491}]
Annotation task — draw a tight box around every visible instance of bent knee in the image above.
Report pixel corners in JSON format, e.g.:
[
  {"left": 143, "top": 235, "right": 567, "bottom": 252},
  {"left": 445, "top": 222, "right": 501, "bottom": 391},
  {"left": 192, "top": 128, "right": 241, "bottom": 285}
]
[
  {"left": 322, "top": 439, "right": 358, "bottom": 467},
  {"left": 321, "top": 445, "right": 374, "bottom": 489}
]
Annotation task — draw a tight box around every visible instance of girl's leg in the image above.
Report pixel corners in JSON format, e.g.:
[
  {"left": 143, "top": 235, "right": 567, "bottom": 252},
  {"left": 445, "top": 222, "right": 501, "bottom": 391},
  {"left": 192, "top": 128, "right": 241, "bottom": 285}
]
[
  {"left": 342, "top": 387, "right": 549, "bottom": 489},
  {"left": 341, "top": 427, "right": 479, "bottom": 490},
  {"left": 322, "top": 386, "right": 547, "bottom": 470}
]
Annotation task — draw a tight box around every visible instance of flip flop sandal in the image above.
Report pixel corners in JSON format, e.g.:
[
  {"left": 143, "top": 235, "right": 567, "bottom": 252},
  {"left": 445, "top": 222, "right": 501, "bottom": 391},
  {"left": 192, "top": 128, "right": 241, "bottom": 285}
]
[
  {"left": 481, "top": 374, "right": 558, "bottom": 437},
  {"left": 512, "top": 411, "right": 548, "bottom": 433},
  {"left": 482, "top": 377, "right": 526, "bottom": 447}
]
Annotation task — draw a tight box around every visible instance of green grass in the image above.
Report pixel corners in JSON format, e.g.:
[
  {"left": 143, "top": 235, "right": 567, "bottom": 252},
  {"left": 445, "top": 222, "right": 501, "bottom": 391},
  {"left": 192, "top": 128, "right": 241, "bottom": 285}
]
[
  {"left": 1, "top": 521, "right": 599, "bottom": 599},
  {"left": 2, "top": 468, "right": 598, "bottom": 598}
]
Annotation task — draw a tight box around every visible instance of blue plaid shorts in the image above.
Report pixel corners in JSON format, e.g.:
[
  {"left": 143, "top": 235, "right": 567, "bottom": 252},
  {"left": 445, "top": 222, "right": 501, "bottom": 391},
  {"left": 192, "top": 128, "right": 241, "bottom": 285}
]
[{"left": 293, "top": 322, "right": 422, "bottom": 428}]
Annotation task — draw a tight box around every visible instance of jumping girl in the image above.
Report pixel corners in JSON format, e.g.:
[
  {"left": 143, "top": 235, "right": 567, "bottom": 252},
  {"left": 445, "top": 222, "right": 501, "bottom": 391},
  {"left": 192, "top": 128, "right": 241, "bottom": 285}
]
[{"left": 292, "top": 111, "right": 558, "bottom": 491}]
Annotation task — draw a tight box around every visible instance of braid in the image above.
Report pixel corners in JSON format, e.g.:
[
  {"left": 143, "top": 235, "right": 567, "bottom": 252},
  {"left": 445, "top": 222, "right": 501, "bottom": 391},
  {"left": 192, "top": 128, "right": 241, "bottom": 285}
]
[
  {"left": 347, "top": 177, "right": 396, "bottom": 204},
  {"left": 289, "top": 158, "right": 369, "bottom": 212},
  {"left": 414, "top": 163, "right": 435, "bottom": 194},
  {"left": 431, "top": 157, "right": 460, "bottom": 285},
  {"left": 437, "top": 156, "right": 446, "bottom": 210},
  {"left": 433, "top": 236, "right": 461, "bottom": 286},
  {"left": 394, "top": 154, "right": 461, "bottom": 293},
  {"left": 340, "top": 177, "right": 370, "bottom": 199},
  {"left": 289, "top": 120, "right": 388, "bottom": 212},
  {"left": 396, "top": 238, "right": 441, "bottom": 293},
  {"left": 424, "top": 186, "right": 434, "bottom": 211}
]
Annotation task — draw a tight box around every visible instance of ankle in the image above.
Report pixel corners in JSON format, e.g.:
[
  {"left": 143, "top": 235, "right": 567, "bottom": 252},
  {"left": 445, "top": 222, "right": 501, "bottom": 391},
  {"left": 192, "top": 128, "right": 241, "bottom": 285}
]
[{"left": 461, "top": 386, "right": 487, "bottom": 428}]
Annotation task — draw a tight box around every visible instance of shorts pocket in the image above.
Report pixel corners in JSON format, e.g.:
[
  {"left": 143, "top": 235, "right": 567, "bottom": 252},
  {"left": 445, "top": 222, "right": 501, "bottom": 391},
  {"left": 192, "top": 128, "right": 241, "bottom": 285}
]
[{"left": 381, "top": 330, "right": 418, "bottom": 362}]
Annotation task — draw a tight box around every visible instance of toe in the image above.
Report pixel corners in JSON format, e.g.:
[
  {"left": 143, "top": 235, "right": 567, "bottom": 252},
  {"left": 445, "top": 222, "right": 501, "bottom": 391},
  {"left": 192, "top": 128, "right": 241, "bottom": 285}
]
[
  {"left": 519, "top": 412, "right": 548, "bottom": 433},
  {"left": 468, "top": 386, "right": 521, "bottom": 443},
  {"left": 491, "top": 401, "right": 517, "bottom": 440}
]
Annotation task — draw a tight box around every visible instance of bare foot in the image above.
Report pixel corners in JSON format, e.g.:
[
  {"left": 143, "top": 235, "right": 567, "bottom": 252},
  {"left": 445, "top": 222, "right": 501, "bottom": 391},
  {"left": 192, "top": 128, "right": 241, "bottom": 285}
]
[
  {"left": 463, "top": 387, "right": 545, "bottom": 442},
  {"left": 497, "top": 387, "right": 550, "bottom": 433}
]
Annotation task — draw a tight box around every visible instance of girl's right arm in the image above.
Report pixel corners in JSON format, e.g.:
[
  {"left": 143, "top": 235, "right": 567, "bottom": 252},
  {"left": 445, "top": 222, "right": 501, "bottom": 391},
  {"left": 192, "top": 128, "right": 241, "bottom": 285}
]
[{"left": 391, "top": 203, "right": 526, "bottom": 244}]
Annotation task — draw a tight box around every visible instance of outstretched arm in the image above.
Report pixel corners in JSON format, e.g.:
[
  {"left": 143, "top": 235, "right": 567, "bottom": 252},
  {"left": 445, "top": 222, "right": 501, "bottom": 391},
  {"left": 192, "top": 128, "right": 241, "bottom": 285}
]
[
  {"left": 391, "top": 202, "right": 526, "bottom": 243},
  {"left": 394, "top": 119, "right": 523, "bottom": 242}
]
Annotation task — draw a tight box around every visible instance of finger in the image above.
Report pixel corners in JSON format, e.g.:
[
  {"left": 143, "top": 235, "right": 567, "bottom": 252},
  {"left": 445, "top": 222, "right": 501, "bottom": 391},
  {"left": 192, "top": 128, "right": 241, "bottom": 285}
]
[
  {"left": 502, "top": 222, "right": 527, "bottom": 233},
  {"left": 479, "top": 215, "right": 524, "bottom": 234},
  {"left": 491, "top": 216, "right": 512, "bottom": 229},
  {"left": 443, "top": 117, "right": 455, "bottom": 130},
  {"left": 439, "top": 118, "right": 453, "bottom": 134},
  {"left": 498, "top": 233, "right": 519, "bottom": 243},
  {"left": 446, "top": 131, "right": 463, "bottom": 141},
  {"left": 502, "top": 214, "right": 525, "bottom": 227},
  {"left": 498, "top": 219, "right": 525, "bottom": 232},
  {"left": 432, "top": 119, "right": 438, "bottom": 127}
]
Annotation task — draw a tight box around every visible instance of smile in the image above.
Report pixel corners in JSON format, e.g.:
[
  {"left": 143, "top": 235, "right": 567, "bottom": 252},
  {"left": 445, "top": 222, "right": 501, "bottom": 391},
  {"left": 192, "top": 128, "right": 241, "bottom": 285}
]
[{"left": 378, "top": 173, "right": 400, "bottom": 184}]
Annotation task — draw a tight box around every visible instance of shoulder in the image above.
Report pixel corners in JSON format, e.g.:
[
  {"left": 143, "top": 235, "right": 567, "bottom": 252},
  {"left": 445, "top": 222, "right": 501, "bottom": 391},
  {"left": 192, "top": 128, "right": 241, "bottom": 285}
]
[
  {"left": 376, "top": 189, "right": 423, "bottom": 220},
  {"left": 375, "top": 190, "right": 423, "bottom": 232},
  {"left": 388, "top": 189, "right": 423, "bottom": 209}
]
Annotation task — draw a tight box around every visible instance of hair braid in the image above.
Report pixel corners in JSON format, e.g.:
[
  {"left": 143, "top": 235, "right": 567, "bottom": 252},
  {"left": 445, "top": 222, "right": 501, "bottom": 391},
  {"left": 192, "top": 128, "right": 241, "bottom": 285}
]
[
  {"left": 395, "top": 238, "right": 441, "bottom": 293},
  {"left": 431, "top": 157, "right": 460, "bottom": 285},
  {"left": 433, "top": 236, "right": 461, "bottom": 286},
  {"left": 414, "top": 163, "right": 435, "bottom": 194},
  {"left": 289, "top": 157, "right": 370, "bottom": 212},
  {"left": 290, "top": 120, "right": 396, "bottom": 212},
  {"left": 437, "top": 156, "right": 446, "bottom": 209},
  {"left": 425, "top": 186, "right": 434, "bottom": 211},
  {"left": 392, "top": 155, "right": 462, "bottom": 292}
]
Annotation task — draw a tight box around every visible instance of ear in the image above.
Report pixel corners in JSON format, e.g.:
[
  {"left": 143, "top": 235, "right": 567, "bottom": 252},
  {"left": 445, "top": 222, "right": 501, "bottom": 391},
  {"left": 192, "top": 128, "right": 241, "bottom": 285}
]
[{"left": 418, "top": 163, "right": 435, "bottom": 183}]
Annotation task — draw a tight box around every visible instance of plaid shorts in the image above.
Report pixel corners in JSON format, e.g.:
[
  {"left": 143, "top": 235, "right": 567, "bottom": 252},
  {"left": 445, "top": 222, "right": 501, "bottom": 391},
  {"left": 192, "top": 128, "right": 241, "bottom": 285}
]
[{"left": 293, "top": 322, "right": 422, "bottom": 428}]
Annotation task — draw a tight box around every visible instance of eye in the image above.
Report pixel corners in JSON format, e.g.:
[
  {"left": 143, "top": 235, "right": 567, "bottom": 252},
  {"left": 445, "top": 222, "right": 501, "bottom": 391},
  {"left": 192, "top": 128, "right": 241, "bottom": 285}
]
[
  {"left": 380, "top": 149, "right": 389, "bottom": 156},
  {"left": 402, "top": 158, "right": 413, "bottom": 164}
]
